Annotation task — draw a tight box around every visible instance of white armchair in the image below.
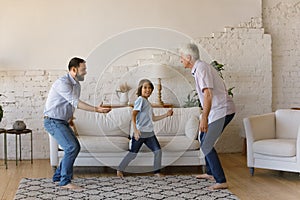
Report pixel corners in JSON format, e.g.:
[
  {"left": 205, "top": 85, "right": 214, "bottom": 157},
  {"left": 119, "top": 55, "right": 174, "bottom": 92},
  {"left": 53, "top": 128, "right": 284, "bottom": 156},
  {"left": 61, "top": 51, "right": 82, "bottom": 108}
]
[{"left": 243, "top": 109, "right": 300, "bottom": 175}]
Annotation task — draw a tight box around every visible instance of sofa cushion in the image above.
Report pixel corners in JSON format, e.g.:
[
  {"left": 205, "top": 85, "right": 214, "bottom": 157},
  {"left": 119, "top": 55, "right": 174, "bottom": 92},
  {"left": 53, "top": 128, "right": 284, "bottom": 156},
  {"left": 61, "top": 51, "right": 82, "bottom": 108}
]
[
  {"left": 158, "top": 136, "right": 200, "bottom": 151},
  {"left": 129, "top": 136, "right": 199, "bottom": 152},
  {"left": 152, "top": 107, "right": 200, "bottom": 136},
  {"left": 74, "top": 107, "right": 132, "bottom": 137},
  {"left": 253, "top": 139, "right": 296, "bottom": 157},
  {"left": 79, "top": 136, "right": 129, "bottom": 152},
  {"left": 185, "top": 116, "right": 199, "bottom": 139}
]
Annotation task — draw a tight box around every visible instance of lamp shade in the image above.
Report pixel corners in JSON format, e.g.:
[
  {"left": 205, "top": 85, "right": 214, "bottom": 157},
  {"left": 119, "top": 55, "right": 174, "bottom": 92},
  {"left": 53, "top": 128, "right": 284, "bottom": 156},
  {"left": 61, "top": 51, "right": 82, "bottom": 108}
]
[{"left": 147, "top": 64, "right": 170, "bottom": 78}]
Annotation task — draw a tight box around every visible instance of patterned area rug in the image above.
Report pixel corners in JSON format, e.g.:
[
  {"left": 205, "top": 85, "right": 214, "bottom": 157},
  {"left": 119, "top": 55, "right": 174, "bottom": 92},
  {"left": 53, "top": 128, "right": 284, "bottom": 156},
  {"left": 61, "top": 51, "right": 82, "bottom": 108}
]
[{"left": 15, "top": 175, "right": 239, "bottom": 200}]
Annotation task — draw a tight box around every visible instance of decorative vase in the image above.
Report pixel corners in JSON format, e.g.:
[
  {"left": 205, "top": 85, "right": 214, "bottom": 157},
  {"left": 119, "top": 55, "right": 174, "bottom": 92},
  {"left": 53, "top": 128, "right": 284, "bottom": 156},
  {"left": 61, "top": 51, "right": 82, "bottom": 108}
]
[
  {"left": 116, "top": 91, "right": 129, "bottom": 105},
  {"left": 13, "top": 120, "right": 26, "bottom": 131}
]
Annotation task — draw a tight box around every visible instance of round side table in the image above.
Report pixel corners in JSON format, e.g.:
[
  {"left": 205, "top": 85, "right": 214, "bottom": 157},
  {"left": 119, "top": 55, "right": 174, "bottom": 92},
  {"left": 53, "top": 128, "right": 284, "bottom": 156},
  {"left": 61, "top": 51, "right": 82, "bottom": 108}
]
[
  {"left": 6, "top": 129, "right": 33, "bottom": 166},
  {"left": 0, "top": 128, "right": 7, "bottom": 169}
]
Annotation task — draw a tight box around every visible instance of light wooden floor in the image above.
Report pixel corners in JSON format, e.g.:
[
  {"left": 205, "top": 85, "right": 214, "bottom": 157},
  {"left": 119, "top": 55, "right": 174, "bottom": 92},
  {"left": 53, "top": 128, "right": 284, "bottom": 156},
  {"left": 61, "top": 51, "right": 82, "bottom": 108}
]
[{"left": 1, "top": 153, "right": 300, "bottom": 200}]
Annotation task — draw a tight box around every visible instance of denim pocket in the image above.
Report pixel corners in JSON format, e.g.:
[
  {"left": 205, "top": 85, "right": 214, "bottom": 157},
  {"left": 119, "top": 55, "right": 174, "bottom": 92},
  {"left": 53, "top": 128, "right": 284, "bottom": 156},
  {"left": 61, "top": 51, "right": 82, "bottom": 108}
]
[{"left": 44, "top": 119, "right": 55, "bottom": 136}]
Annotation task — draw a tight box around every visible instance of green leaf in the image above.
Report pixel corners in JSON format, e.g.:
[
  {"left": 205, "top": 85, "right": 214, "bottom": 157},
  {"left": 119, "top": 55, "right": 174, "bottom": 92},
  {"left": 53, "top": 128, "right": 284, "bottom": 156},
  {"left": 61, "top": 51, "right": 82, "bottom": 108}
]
[
  {"left": 0, "top": 105, "right": 3, "bottom": 122},
  {"left": 228, "top": 87, "right": 235, "bottom": 97}
]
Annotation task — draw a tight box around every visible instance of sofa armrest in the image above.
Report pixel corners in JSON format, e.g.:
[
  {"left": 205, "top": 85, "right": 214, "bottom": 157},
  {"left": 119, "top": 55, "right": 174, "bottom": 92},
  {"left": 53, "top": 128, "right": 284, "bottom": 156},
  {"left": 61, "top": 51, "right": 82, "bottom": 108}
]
[
  {"left": 243, "top": 112, "right": 275, "bottom": 167},
  {"left": 49, "top": 134, "right": 59, "bottom": 167}
]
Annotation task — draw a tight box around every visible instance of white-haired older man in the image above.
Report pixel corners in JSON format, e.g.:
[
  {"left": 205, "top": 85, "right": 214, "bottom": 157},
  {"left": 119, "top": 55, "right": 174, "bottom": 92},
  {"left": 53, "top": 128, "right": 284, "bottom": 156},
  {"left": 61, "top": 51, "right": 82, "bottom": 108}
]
[{"left": 180, "top": 43, "right": 235, "bottom": 190}]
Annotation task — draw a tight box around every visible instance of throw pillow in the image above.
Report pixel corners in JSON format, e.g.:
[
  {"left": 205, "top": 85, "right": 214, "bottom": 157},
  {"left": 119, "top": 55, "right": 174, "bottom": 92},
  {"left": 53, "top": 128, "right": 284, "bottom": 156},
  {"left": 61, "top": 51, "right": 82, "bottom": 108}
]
[{"left": 185, "top": 116, "right": 199, "bottom": 140}]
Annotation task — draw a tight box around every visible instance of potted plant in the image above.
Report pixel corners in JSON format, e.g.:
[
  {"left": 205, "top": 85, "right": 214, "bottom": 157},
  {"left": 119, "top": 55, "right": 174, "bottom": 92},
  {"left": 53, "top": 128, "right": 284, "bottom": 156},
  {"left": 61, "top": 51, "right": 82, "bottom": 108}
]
[
  {"left": 183, "top": 90, "right": 201, "bottom": 108},
  {"left": 210, "top": 60, "right": 235, "bottom": 97}
]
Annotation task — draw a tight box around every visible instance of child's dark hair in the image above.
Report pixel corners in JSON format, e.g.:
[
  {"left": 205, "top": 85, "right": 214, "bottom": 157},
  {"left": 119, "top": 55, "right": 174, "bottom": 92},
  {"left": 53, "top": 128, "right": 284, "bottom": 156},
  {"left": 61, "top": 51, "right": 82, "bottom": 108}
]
[{"left": 136, "top": 79, "right": 154, "bottom": 96}]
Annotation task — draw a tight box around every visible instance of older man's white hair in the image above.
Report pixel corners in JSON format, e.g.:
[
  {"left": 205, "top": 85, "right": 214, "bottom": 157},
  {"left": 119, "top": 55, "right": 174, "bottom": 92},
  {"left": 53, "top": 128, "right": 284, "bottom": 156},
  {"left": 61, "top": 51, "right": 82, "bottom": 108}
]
[{"left": 180, "top": 43, "right": 200, "bottom": 62}]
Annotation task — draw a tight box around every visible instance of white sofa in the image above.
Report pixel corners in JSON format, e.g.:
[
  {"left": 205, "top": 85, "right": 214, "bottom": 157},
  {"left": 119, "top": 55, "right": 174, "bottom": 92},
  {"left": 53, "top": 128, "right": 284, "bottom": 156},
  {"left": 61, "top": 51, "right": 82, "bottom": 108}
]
[
  {"left": 49, "top": 107, "right": 205, "bottom": 171},
  {"left": 243, "top": 109, "right": 300, "bottom": 175}
]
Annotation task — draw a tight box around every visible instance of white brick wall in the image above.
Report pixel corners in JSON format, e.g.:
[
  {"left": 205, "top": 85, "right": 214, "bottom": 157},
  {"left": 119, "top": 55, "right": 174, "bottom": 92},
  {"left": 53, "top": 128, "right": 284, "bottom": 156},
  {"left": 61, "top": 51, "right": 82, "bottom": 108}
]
[
  {"left": 196, "top": 27, "right": 272, "bottom": 152},
  {"left": 263, "top": 0, "right": 300, "bottom": 110},
  {"left": 0, "top": 70, "right": 66, "bottom": 159}
]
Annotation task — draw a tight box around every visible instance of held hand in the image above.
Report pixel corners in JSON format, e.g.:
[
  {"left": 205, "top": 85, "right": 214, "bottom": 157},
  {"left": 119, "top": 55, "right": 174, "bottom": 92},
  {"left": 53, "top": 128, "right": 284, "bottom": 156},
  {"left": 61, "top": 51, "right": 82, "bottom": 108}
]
[
  {"left": 95, "top": 103, "right": 111, "bottom": 113},
  {"left": 134, "top": 130, "right": 141, "bottom": 141},
  {"left": 166, "top": 108, "right": 173, "bottom": 117},
  {"left": 97, "top": 107, "right": 111, "bottom": 113},
  {"left": 68, "top": 117, "right": 75, "bottom": 126}
]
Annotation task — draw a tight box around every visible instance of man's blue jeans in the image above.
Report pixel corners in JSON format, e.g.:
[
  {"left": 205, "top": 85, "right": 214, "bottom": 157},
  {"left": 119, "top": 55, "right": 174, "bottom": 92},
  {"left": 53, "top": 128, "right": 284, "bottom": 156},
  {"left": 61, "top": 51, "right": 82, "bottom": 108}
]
[
  {"left": 44, "top": 118, "right": 80, "bottom": 186},
  {"left": 200, "top": 113, "right": 235, "bottom": 183},
  {"left": 118, "top": 133, "right": 162, "bottom": 173}
]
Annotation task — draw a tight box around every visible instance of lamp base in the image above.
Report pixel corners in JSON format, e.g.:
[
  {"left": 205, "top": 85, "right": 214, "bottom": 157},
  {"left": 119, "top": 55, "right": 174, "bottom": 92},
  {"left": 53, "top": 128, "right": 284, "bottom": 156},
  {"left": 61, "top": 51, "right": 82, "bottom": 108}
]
[{"left": 156, "top": 78, "right": 164, "bottom": 106}]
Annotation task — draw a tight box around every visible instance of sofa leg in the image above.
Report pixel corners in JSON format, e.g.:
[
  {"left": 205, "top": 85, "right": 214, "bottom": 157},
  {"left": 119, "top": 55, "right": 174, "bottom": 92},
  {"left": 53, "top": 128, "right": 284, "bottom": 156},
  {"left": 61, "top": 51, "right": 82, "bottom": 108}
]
[
  {"left": 249, "top": 167, "right": 254, "bottom": 176},
  {"left": 201, "top": 165, "right": 206, "bottom": 174},
  {"left": 52, "top": 166, "right": 57, "bottom": 173}
]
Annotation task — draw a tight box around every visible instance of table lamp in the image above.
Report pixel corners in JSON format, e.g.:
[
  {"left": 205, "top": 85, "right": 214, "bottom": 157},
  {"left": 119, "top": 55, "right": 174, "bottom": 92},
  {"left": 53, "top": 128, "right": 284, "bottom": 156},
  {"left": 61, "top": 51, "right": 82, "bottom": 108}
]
[{"left": 148, "top": 64, "right": 170, "bottom": 106}]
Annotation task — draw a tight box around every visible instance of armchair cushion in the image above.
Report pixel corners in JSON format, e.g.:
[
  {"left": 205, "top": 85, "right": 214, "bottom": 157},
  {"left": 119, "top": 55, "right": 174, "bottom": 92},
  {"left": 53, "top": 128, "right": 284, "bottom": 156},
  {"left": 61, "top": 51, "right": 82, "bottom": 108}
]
[{"left": 253, "top": 139, "right": 296, "bottom": 157}]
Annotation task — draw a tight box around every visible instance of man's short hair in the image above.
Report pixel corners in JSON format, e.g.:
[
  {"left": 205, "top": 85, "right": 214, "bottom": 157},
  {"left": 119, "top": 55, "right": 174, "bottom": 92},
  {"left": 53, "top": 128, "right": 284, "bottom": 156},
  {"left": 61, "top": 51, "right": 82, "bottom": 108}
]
[{"left": 68, "top": 57, "right": 86, "bottom": 71}]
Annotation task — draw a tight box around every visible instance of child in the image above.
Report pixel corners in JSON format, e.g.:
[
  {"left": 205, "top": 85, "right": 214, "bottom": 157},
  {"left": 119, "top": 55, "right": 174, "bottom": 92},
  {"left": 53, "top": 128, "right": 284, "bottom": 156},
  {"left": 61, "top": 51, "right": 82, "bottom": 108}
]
[{"left": 117, "top": 79, "right": 173, "bottom": 178}]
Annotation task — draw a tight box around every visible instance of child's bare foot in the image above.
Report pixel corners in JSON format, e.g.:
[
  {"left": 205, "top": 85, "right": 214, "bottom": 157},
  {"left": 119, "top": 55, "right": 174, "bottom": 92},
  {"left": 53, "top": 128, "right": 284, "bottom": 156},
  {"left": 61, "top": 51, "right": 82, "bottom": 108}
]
[
  {"left": 61, "top": 183, "right": 83, "bottom": 190},
  {"left": 154, "top": 173, "right": 164, "bottom": 178},
  {"left": 208, "top": 183, "right": 228, "bottom": 190},
  {"left": 195, "top": 174, "right": 215, "bottom": 181},
  {"left": 117, "top": 170, "right": 124, "bottom": 178}
]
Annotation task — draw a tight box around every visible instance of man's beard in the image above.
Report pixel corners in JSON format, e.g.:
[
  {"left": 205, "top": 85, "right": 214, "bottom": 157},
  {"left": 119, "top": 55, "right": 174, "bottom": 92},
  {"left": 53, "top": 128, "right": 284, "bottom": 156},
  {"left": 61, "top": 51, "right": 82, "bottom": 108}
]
[{"left": 76, "top": 73, "right": 84, "bottom": 81}]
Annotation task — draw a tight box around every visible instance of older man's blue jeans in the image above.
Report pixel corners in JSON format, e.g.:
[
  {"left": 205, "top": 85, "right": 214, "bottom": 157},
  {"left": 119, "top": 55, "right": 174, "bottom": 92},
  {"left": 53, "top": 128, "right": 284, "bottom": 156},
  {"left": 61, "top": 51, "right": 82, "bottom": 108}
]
[
  {"left": 44, "top": 118, "right": 80, "bottom": 186},
  {"left": 200, "top": 113, "right": 235, "bottom": 183}
]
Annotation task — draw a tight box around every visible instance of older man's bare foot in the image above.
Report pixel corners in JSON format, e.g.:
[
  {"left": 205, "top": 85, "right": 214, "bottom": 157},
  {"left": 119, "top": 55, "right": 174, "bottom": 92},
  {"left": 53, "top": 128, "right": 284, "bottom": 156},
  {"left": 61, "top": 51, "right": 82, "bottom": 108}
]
[
  {"left": 117, "top": 170, "right": 124, "bottom": 178},
  {"left": 208, "top": 183, "right": 228, "bottom": 190},
  {"left": 195, "top": 174, "right": 215, "bottom": 181},
  {"left": 61, "top": 183, "right": 83, "bottom": 190},
  {"left": 154, "top": 173, "right": 164, "bottom": 178}
]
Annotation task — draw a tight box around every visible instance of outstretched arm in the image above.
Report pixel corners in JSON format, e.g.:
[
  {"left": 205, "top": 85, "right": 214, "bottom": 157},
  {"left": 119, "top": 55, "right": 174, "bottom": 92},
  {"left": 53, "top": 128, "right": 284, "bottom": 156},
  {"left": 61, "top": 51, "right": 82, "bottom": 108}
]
[
  {"left": 77, "top": 100, "right": 111, "bottom": 113},
  {"left": 152, "top": 108, "right": 173, "bottom": 121}
]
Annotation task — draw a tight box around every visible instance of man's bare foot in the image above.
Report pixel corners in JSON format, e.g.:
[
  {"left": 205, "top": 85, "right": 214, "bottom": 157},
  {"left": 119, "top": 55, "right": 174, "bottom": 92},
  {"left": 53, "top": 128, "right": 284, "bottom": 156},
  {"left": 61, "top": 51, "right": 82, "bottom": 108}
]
[
  {"left": 154, "top": 173, "right": 164, "bottom": 178},
  {"left": 195, "top": 174, "right": 215, "bottom": 181},
  {"left": 61, "top": 183, "right": 83, "bottom": 190},
  {"left": 117, "top": 170, "right": 124, "bottom": 178},
  {"left": 208, "top": 183, "right": 228, "bottom": 190}
]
